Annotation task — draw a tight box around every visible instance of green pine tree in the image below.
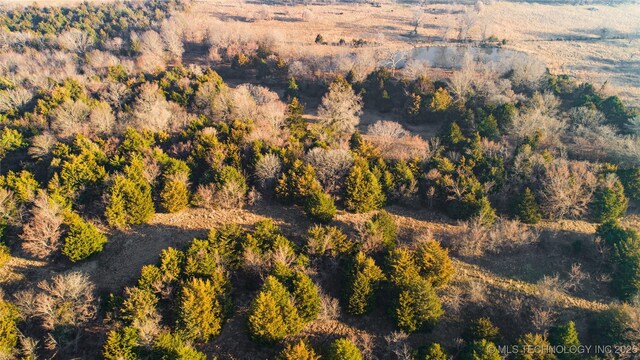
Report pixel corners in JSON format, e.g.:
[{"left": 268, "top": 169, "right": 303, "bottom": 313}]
[
  {"left": 548, "top": 321, "right": 580, "bottom": 360},
  {"left": 304, "top": 189, "right": 336, "bottom": 223},
  {"left": 394, "top": 277, "right": 443, "bottom": 332},
  {"left": 62, "top": 212, "right": 107, "bottom": 262},
  {"left": 517, "top": 187, "right": 542, "bottom": 224},
  {"left": 478, "top": 114, "right": 500, "bottom": 139},
  {"left": 405, "top": 93, "right": 422, "bottom": 122},
  {"left": 0, "top": 299, "right": 19, "bottom": 358},
  {"left": 462, "top": 317, "right": 500, "bottom": 343},
  {"left": 286, "top": 97, "right": 308, "bottom": 140},
  {"left": 415, "top": 239, "right": 454, "bottom": 288},
  {"left": 344, "top": 158, "right": 385, "bottom": 213},
  {"left": 276, "top": 160, "right": 322, "bottom": 205},
  {"left": 592, "top": 175, "right": 628, "bottom": 222},
  {"left": 461, "top": 340, "right": 501, "bottom": 360},
  {"left": 285, "top": 77, "right": 300, "bottom": 100},
  {"left": 328, "top": 338, "right": 363, "bottom": 360},
  {"left": 160, "top": 175, "right": 190, "bottom": 213},
  {"left": 513, "top": 333, "right": 556, "bottom": 360},
  {"left": 103, "top": 327, "right": 139, "bottom": 360},
  {"left": 178, "top": 277, "right": 225, "bottom": 342},
  {"left": 278, "top": 340, "right": 320, "bottom": 360},
  {"left": 291, "top": 272, "right": 321, "bottom": 323},
  {"left": 366, "top": 210, "right": 397, "bottom": 249},
  {"left": 153, "top": 332, "right": 206, "bottom": 360},
  {"left": 248, "top": 276, "right": 303, "bottom": 344},
  {"left": 423, "top": 343, "right": 448, "bottom": 360},
  {"left": 345, "top": 252, "right": 385, "bottom": 315}
]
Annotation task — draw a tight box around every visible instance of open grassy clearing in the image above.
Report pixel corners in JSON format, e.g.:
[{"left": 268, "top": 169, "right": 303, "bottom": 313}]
[{"left": 186, "top": 0, "right": 640, "bottom": 106}]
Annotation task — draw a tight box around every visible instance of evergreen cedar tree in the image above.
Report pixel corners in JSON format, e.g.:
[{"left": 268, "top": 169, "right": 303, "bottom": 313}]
[
  {"left": 62, "top": 211, "right": 107, "bottom": 262},
  {"left": 548, "top": 321, "right": 580, "bottom": 360},
  {"left": 592, "top": 176, "right": 628, "bottom": 222},
  {"left": 344, "top": 157, "right": 385, "bottom": 213},
  {"left": 597, "top": 222, "right": 640, "bottom": 300},
  {"left": 278, "top": 340, "right": 320, "bottom": 360},
  {"left": 248, "top": 276, "right": 303, "bottom": 343},
  {"left": 0, "top": 299, "right": 19, "bottom": 358},
  {"left": 517, "top": 187, "right": 542, "bottom": 224},
  {"left": 1, "top": 3, "right": 640, "bottom": 356},
  {"left": 345, "top": 252, "right": 385, "bottom": 315},
  {"left": 327, "top": 338, "right": 363, "bottom": 360},
  {"left": 423, "top": 343, "right": 448, "bottom": 360},
  {"left": 462, "top": 317, "right": 501, "bottom": 343}
]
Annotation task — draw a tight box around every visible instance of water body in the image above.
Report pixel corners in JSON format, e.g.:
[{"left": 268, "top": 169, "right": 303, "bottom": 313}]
[{"left": 409, "top": 45, "right": 524, "bottom": 69}]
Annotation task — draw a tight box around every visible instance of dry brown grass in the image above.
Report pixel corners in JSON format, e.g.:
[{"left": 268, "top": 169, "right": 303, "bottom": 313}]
[{"left": 187, "top": 0, "right": 640, "bottom": 106}]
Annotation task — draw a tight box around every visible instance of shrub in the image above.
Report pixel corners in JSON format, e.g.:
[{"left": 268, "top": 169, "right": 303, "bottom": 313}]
[
  {"left": 592, "top": 303, "right": 640, "bottom": 346},
  {"left": 61, "top": 212, "right": 107, "bottom": 262},
  {"left": 364, "top": 210, "right": 397, "bottom": 250},
  {"left": 345, "top": 252, "right": 385, "bottom": 315},
  {"left": 328, "top": 338, "right": 363, "bottom": 360},
  {"left": 24, "top": 272, "right": 97, "bottom": 330},
  {"left": 304, "top": 190, "right": 336, "bottom": 223},
  {"left": 103, "top": 327, "right": 139, "bottom": 360},
  {"left": 306, "top": 225, "right": 351, "bottom": 257},
  {"left": 0, "top": 298, "right": 20, "bottom": 358},
  {"left": 255, "top": 153, "right": 282, "bottom": 190},
  {"left": 278, "top": 339, "right": 320, "bottom": 360},
  {"left": 317, "top": 77, "right": 363, "bottom": 140},
  {"left": 462, "top": 317, "right": 500, "bottom": 343},
  {"left": 344, "top": 158, "right": 385, "bottom": 213},
  {"left": 592, "top": 174, "right": 628, "bottom": 222},
  {"left": 153, "top": 332, "right": 206, "bottom": 360},
  {"left": 248, "top": 276, "right": 302, "bottom": 343},
  {"left": 304, "top": 148, "right": 353, "bottom": 194},
  {"left": 178, "top": 277, "right": 225, "bottom": 342}
]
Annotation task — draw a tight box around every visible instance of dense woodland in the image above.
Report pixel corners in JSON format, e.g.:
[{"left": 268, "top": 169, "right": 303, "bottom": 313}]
[{"left": 0, "top": 1, "right": 639, "bottom": 359}]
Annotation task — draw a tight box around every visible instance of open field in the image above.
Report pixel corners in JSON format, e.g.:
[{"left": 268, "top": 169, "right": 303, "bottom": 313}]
[{"left": 185, "top": 0, "right": 640, "bottom": 106}]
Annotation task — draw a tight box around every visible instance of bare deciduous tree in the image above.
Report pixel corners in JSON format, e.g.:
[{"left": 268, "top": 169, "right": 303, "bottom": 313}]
[
  {"left": 59, "top": 29, "right": 94, "bottom": 54},
  {"left": 254, "top": 153, "right": 282, "bottom": 189},
  {"left": 89, "top": 101, "right": 115, "bottom": 135},
  {"left": 304, "top": 148, "right": 353, "bottom": 193},
  {"left": 0, "top": 88, "right": 32, "bottom": 114},
  {"left": 317, "top": 79, "right": 362, "bottom": 139},
  {"left": 160, "top": 19, "right": 184, "bottom": 63},
  {"left": 129, "top": 83, "right": 172, "bottom": 132},
  {"left": 16, "top": 272, "right": 97, "bottom": 331},
  {"left": 20, "top": 191, "right": 64, "bottom": 259},
  {"left": 540, "top": 159, "right": 598, "bottom": 219},
  {"left": 50, "top": 99, "right": 91, "bottom": 138}
]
